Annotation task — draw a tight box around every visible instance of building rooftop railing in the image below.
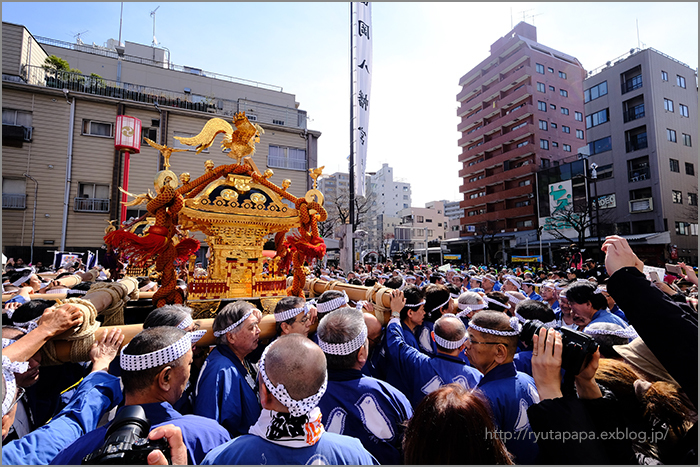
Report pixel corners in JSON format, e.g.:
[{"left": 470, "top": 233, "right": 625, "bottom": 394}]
[
  {"left": 34, "top": 36, "right": 284, "bottom": 92},
  {"left": 587, "top": 46, "right": 696, "bottom": 78},
  {"left": 6, "top": 65, "right": 306, "bottom": 130}
]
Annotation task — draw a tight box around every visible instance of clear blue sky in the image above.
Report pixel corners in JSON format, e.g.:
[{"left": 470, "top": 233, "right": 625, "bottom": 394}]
[{"left": 3, "top": 2, "right": 697, "bottom": 205}]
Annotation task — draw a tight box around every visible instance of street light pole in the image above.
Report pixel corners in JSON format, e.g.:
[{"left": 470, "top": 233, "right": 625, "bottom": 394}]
[
  {"left": 23, "top": 173, "right": 38, "bottom": 264},
  {"left": 590, "top": 163, "right": 602, "bottom": 261}
]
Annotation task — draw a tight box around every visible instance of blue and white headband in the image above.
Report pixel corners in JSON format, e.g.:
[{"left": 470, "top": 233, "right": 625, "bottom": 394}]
[
  {"left": 120, "top": 330, "right": 206, "bottom": 371},
  {"left": 469, "top": 317, "right": 522, "bottom": 337},
  {"left": 2, "top": 355, "right": 29, "bottom": 416},
  {"left": 11, "top": 267, "right": 36, "bottom": 287},
  {"left": 504, "top": 292, "right": 523, "bottom": 304},
  {"left": 317, "top": 292, "right": 349, "bottom": 314},
  {"left": 176, "top": 315, "right": 194, "bottom": 331},
  {"left": 258, "top": 344, "right": 328, "bottom": 417},
  {"left": 504, "top": 275, "right": 521, "bottom": 288},
  {"left": 482, "top": 295, "right": 511, "bottom": 310},
  {"left": 404, "top": 300, "right": 426, "bottom": 309},
  {"left": 514, "top": 312, "right": 557, "bottom": 328},
  {"left": 274, "top": 303, "right": 309, "bottom": 322},
  {"left": 213, "top": 310, "right": 254, "bottom": 337},
  {"left": 434, "top": 332, "right": 467, "bottom": 349},
  {"left": 584, "top": 326, "right": 639, "bottom": 340},
  {"left": 318, "top": 323, "right": 367, "bottom": 356},
  {"left": 457, "top": 301, "right": 486, "bottom": 312}
]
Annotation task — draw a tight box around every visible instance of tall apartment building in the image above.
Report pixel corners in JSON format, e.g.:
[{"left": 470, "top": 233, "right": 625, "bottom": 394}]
[
  {"left": 397, "top": 201, "right": 447, "bottom": 263},
  {"left": 367, "top": 164, "right": 411, "bottom": 255},
  {"left": 456, "top": 22, "right": 587, "bottom": 256},
  {"left": 2, "top": 22, "right": 320, "bottom": 263},
  {"left": 583, "top": 47, "right": 698, "bottom": 264}
]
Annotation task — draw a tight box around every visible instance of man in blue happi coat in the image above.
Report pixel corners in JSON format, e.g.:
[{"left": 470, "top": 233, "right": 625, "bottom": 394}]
[
  {"left": 193, "top": 300, "right": 263, "bottom": 438},
  {"left": 316, "top": 306, "right": 413, "bottom": 464},
  {"left": 385, "top": 289, "right": 482, "bottom": 408},
  {"left": 202, "top": 334, "right": 378, "bottom": 465},
  {"left": 466, "top": 310, "right": 540, "bottom": 464},
  {"left": 522, "top": 280, "right": 542, "bottom": 301},
  {"left": 51, "top": 326, "right": 230, "bottom": 465}
]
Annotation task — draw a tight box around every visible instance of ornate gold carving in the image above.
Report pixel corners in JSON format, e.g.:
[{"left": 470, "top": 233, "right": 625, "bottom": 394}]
[
  {"left": 260, "top": 297, "right": 283, "bottom": 315},
  {"left": 250, "top": 193, "right": 266, "bottom": 205},
  {"left": 190, "top": 300, "right": 221, "bottom": 320}
]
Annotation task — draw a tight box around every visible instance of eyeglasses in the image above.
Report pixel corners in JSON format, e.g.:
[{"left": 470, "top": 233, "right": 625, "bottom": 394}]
[
  {"left": 297, "top": 315, "right": 310, "bottom": 324},
  {"left": 465, "top": 336, "right": 506, "bottom": 346},
  {"left": 7, "top": 386, "right": 25, "bottom": 413}
]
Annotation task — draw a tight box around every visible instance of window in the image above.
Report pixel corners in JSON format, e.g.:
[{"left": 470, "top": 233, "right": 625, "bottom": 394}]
[
  {"left": 586, "top": 108, "right": 609, "bottom": 128},
  {"left": 683, "top": 134, "right": 692, "bottom": 147},
  {"left": 597, "top": 163, "right": 614, "bottom": 179},
  {"left": 575, "top": 111, "right": 583, "bottom": 121},
  {"left": 540, "top": 159, "right": 550, "bottom": 168},
  {"left": 516, "top": 140, "right": 529, "bottom": 148},
  {"left": 416, "top": 216, "right": 424, "bottom": 223},
  {"left": 549, "top": 85, "right": 555, "bottom": 92},
  {"left": 2, "top": 109, "right": 33, "bottom": 146},
  {"left": 588, "top": 136, "right": 612, "bottom": 155},
  {"left": 2, "top": 109, "right": 32, "bottom": 127},
  {"left": 675, "top": 221, "right": 690, "bottom": 236},
  {"left": 661, "top": 71, "right": 668, "bottom": 81},
  {"left": 75, "top": 183, "right": 110, "bottom": 212},
  {"left": 272, "top": 119, "right": 285, "bottom": 125},
  {"left": 81, "top": 120, "right": 112, "bottom": 137},
  {"left": 540, "top": 139, "right": 549, "bottom": 150},
  {"left": 560, "top": 89, "right": 568, "bottom": 97},
  {"left": 559, "top": 71, "right": 567, "bottom": 79},
  {"left": 689, "top": 193, "right": 698, "bottom": 206},
  {"left": 563, "top": 144, "right": 571, "bottom": 152},
  {"left": 679, "top": 104, "right": 689, "bottom": 117},
  {"left": 537, "top": 82, "right": 546, "bottom": 92},
  {"left": 538, "top": 101, "right": 547, "bottom": 111},
  {"left": 511, "top": 122, "right": 527, "bottom": 131},
  {"left": 686, "top": 162, "right": 695, "bottom": 175},
  {"left": 664, "top": 98, "right": 674, "bottom": 112},
  {"left": 548, "top": 67, "right": 554, "bottom": 73},
  {"left": 677, "top": 75, "right": 686, "bottom": 88},
  {"left": 539, "top": 120, "right": 548, "bottom": 130},
  {"left": 667, "top": 129, "right": 677, "bottom": 143},
  {"left": 536, "top": 63, "right": 545, "bottom": 74},
  {"left": 515, "top": 200, "right": 531, "bottom": 207},
  {"left": 268, "top": 145, "right": 307, "bottom": 170},
  {"left": 562, "top": 126, "right": 570, "bottom": 133},
  {"left": 669, "top": 158, "right": 680, "bottom": 172},
  {"left": 551, "top": 123, "right": 557, "bottom": 129},
  {"left": 2, "top": 178, "right": 26, "bottom": 209},
  {"left": 561, "top": 107, "right": 569, "bottom": 115},
  {"left": 519, "top": 179, "right": 531, "bottom": 187},
  {"left": 672, "top": 190, "right": 683, "bottom": 204},
  {"left": 577, "top": 130, "right": 585, "bottom": 139},
  {"left": 584, "top": 81, "right": 608, "bottom": 103},
  {"left": 516, "top": 220, "right": 534, "bottom": 228},
  {"left": 550, "top": 104, "right": 556, "bottom": 110},
  {"left": 552, "top": 141, "right": 559, "bottom": 147}
]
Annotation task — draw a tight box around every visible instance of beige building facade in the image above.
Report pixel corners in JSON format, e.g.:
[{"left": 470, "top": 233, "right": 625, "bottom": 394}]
[{"left": 2, "top": 22, "right": 321, "bottom": 263}]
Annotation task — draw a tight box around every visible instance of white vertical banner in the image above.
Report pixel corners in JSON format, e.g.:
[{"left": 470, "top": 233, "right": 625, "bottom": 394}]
[{"left": 353, "top": 1, "right": 372, "bottom": 197}]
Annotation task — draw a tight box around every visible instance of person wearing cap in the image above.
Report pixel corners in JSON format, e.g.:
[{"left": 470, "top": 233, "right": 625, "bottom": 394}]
[
  {"left": 2, "top": 328, "right": 123, "bottom": 465},
  {"left": 52, "top": 326, "right": 229, "bottom": 465},
  {"left": 316, "top": 307, "right": 412, "bottom": 464},
  {"left": 466, "top": 310, "right": 540, "bottom": 464},
  {"left": 193, "top": 301, "right": 262, "bottom": 438},
  {"left": 385, "top": 291, "right": 482, "bottom": 408},
  {"left": 202, "top": 334, "right": 378, "bottom": 465}
]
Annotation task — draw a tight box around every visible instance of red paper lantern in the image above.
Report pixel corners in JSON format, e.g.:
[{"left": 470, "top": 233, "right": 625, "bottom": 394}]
[{"left": 114, "top": 115, "right": 142, "bottom": 153}]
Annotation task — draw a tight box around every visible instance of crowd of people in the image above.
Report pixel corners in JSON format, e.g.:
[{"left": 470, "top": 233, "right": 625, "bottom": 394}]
[{"left": 1, "top": 236, "right": 697, "bottom": 464}]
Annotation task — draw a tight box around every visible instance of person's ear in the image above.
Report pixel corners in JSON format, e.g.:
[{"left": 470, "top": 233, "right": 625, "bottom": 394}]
[
  {"left": 494, "top": 344, "right": 509, "bottom": 364},
  {"left": 226, "top": 331, "right": 236, "bottom": 346},
  {"left": 279, "top": 322, "right": 291, "bottom": 335},
  {"left": 357, "top": 342, "right": 368, "bottom": 365},
  {"left": 157, "top": 366, "right": 172, "bottom": 391}
]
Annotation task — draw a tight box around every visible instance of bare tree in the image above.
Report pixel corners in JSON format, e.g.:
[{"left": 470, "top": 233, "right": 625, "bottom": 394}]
[
  {"left": 322, "top": 186, "right": 375, "bottom": 236},
  {"left": 544, "top": 196, "right": 615, "bottom": 252}
]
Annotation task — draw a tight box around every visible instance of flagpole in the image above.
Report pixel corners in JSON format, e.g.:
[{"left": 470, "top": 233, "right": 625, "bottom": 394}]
[{"left": 349, "top": 1, "right": 356, "bottom": 271}]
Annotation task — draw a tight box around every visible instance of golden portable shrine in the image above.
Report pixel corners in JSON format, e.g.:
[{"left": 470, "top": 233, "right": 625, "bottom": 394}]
[{"left": 104, "top": 112, "right": 328, "bottom": 318}]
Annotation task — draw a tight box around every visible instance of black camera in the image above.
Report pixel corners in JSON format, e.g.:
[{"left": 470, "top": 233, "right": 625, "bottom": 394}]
[
  {"left": 83, "top": 405, "right": 171, "bottom": 465},
  {"left": 520, "top": 319, "right": 599, "bottom": 375}
]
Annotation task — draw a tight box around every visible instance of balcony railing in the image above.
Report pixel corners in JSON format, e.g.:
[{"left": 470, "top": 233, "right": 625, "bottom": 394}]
[
  {"left": 74, "top": 197, "right": 110, "bottom": 213},
  {"left": 628, "top": 168, "right": 650, "bottom": 182},
  {"left": 8, "top": 65, "right": 307, "bottom": 130},
  {"left": 623, "top": 104, "right": 645, "bottom": 123},
  {"left": 621, "top": 75, "right": 643, "bottom": 94},
  {"left": 267, "top": 156, "right": 307, "bottom": 171},
  {"left": 625, "top": 133, "right": 648, "bottom": 152},
  {"left": 2, "top": 194, "right": 26, "bottom": 209}
]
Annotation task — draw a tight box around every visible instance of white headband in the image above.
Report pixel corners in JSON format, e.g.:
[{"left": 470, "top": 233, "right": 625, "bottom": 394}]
[
  {"left": 431, "top": 297, "right": 452, "bottom": 312},
  {"left": 514, "top": 312, "right": 557, "bottom": 328},
  {"left": 450, "top": 293, "right": 460, "bottom": 299},
  {"left": 318, "top": 323, "right": 367, "bottom": 356},
  {"left": 2, "top": 356, "right": 29, "bottom": 416},
  {"left": 11, "top": 267, "right": 36, "bottom": 287},
  {"left": 457, "top": 301, "right": 486, "bottom": 312},
  {"left": 584, "top": 326, "right": 639, "bottom": 340},
  {"left": 176, "top": 315, "right": 194, "bottom": 330},
  {"left": 404, "top": 300, "right": 426, "bottom": 309},
  {"left": 434, "top": 332, "right": 467, "bottom": 349},
  {"left": 213, "top": 310, "right": 254, "bottom": 337},
  {"left": 504, "top": 275, "right": 520, "bottom": 288},
  {"left": 120, "top": 330, "right": 206, "bottom": 371},
  {"left": 12, "top": 318, "right": 40, "bottom": 334},
  {"left": 140, "top": 281, "right": 158, "bottom": 292},
  {"left": 469, "top": 317, "right": 521, "bottom": 337},
  {"left": 317, "top": 292, "right": 349, "bottom": 314},
  {"left": 482, "top": 296, "right": 511, "bottom": 310},
  {"left": 258, "top": 344, "right": 328, "bottom": 417},
  {"left": 398, "top": 277, "right": 406, "bottom": 291},
  {"left": 45, "top": 288, "right": 87, "bottom": 295},
  {"left": 2, "top": 338, "right": 16, "bottom": 349},
  {"left": 504, "top": 292, "right": 522, "bottom": 304},
  {"left": 275, "top": 303, "right": 309, "bottom": 322}
]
